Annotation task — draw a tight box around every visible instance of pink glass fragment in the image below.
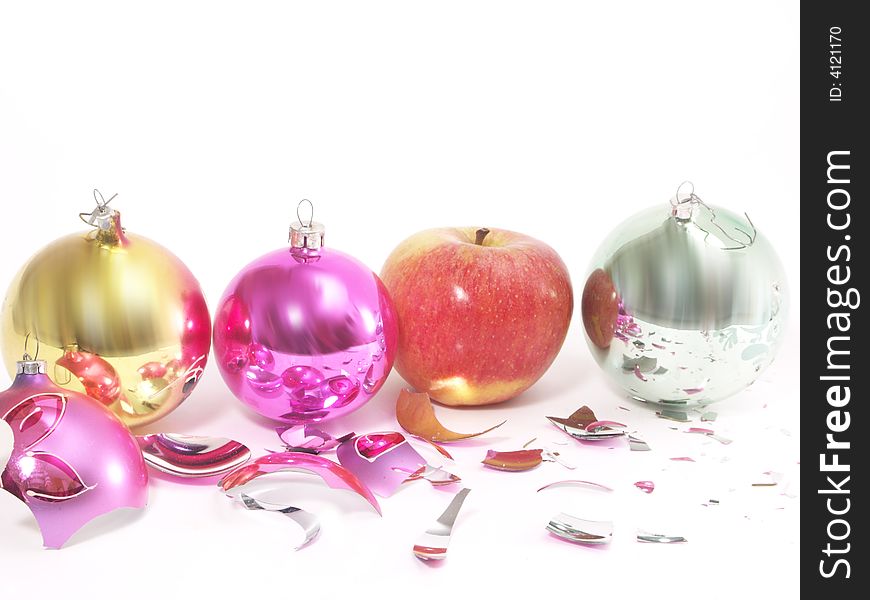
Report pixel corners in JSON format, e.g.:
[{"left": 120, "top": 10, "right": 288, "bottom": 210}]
[
  {"left": 670, "top": 456, "right": 696, "bottom": 462},
  {"left": 634, "top": 480, "right": 655, "bottom": 494},
  {"left": 277, "top": 425, "right": 350, "bottom": 453},
  {"left": 0, "top": 420, "right": 12, "bottom": 473},
  {"left": 218, "top": 452, "right": 381, "bottom": 515},
  {"left": 337, "top": 432, "right": 426, "bottom": 497},
  {"left": 356, "top": 431, "right": 406, "bottom": 460},
  {"left": 337, "top": 432, "right": 460, "bottom": 497},
  {"left": 687, "top": 427, "right": 713, "bottom": 435},
  {"left": 137, "top": 434, "right": 251, "bottom": 479},
  {"left": 633, "top": 365, "right": 647, "bottom": 381}
]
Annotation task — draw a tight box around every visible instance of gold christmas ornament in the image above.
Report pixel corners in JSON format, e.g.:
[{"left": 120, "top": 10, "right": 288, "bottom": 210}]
[{"left": 1, "top": 191, "right": 211, "bottom": 428}]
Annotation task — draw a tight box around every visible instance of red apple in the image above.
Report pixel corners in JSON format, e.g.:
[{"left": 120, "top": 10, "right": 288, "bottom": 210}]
[{"left": 380, "top": 227, "right": 573, "bottom": 406}]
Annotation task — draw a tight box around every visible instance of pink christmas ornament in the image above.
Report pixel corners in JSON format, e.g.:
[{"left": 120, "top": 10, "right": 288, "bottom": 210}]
[
  {"left": 0, "top": 356, "right": 148, "bottom": 548},
  {"left": 213, "top": 201, "right": 398, "bottom": 424}
]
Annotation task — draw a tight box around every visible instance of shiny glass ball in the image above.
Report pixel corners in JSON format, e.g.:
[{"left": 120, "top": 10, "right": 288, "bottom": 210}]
[{"left": 581, "top": 201, "right": 788, "bottom": 405}]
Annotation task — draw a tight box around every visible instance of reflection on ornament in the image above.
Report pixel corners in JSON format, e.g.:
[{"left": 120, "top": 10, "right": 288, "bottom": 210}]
[
  {"left": 0, "top": 356, "right": 148, "bottom": 548},
  {"left": 213, "top": 200, "right": 397, "bottom": 424},
  {"left": 1, "top": 191, "right": 211, "bottom": 427},
  {"left": 56, "top": 349, "right": 122, "bottom": 406},
  {"left": 581, "top": 183, "right": 788, "bottom": 405}
]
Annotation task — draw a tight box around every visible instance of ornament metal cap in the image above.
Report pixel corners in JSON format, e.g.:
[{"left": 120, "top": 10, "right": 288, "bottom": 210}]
[
  {"left": 671, "top": 181, "right": 696, "bottom": 220},
  {"left": 16, "top": 353, "right": 47, "bottom": 375},
  {"left": 79, "top": 189, "right": 119, "bottom": 231},
  {"left": 289, "top": 199, "right": 325, "bottom": 250}
]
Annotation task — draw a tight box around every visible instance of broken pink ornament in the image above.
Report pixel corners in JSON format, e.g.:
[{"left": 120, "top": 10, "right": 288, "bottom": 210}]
[
  {"left": 337, "top": 431, "right": 460, "bottom": 497},
  {"left": 0, "top": 356, "right": 148, "bottom": 548}
]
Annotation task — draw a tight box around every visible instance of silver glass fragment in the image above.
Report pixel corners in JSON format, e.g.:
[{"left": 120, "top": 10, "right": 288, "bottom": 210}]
[
  {"left": 412, "top": 488, "right": 471, "bottom": 561},
  {"left": 628, "top": 434, "right": 652, "bottom": 451},
  {"left": 547, "top": 513, "right": 613, "bottom": 545},
  {"left": 238, "top": 493, "right": 320, "bottom": 550},
  {"left": 637, "top": 530, "right": 687, "bottom": 543}
]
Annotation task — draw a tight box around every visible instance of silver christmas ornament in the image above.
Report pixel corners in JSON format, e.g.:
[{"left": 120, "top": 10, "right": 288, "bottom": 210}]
[{"left": 581, "top": 183, "right": 788, "bottom": 406}]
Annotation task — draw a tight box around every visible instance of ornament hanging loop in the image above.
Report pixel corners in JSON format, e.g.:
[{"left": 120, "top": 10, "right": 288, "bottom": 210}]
[
  {"left": 671, "top": 181, "right": 699, "bottom": 220},
  {"left": 297, "top": 198, "right": 315, "bottom": 228},
  {"left": 79, "top": 189, "right": 119, "bottom": 231},
  {"left": 289, "top": 199, "right": 326, "bottom": 251},
  {"left": 23, "top": 332, "right": 40, "bottom": 360},
  {"left": 670, "top": 182, "right": 758, "bottom": 250}
]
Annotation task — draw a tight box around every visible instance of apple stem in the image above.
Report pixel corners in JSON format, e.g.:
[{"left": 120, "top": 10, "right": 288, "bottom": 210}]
[{"left": 475, "top": 228, "right": 490, "bottom": 245}]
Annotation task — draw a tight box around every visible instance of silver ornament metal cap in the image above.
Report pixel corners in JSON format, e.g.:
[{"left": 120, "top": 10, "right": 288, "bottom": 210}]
[
  {"left": 289, "top": 199, "right": 325, "bottom": 250},
  {"left": 17, "top": 353, "right": 47, "bottom": 375}
]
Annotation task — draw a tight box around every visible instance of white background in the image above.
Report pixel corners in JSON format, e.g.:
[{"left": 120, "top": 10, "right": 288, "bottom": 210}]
[{"left": 0, "top": 2, "right": 799, "bottom": 598}]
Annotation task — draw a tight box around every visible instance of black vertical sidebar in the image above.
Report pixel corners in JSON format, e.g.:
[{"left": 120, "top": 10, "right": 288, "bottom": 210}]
[{"left": 802, "top": 2, "right": 866, "bottom": 594}]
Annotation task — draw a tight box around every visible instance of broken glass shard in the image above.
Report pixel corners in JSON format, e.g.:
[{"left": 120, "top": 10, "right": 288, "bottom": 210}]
[
  {"left": 413, "top": 488, "right": 471, "bottom": 561},
  {"left": 634, "top": 480, "right": 655, "bottom": 494},
  {"left": 137, "top": 434, "right": 251, "bottom": 479},
  {"left": 336, "top": 431, "right": 460, "bottom": 497},
  {"left": 656, "top": 409, "right": 691, "bottom": 423},
  {"left": 547, "top": 405, "right": 626, "bottom": 441},
  {"left": 536, "top": 480, "right": 613, "bottom": 493},
  {"left": 547, "top": 513, "right": 613, "bottom": 545},
  {"left": 637, "top": 530, "right": 687, "bottom": 543},
  {"left": 403, "top": 465, "right": 461, "bottom": 487},
  {"left": 686, "top": 427, "right": 732, "bottom": 445},
  {"left": 238, "top": 493, "right": 320, "bottom": 550},
  {"left": 628, "top": 435, "right": 651, "bottom": 451},
  {"left": 219, "top": 452, "right": 381, "bottom": 515},
  {"left": 481, "top": 449, "right": 543, "bottom": 472},
  {"left": 276, "top": 425, "right": 352, "bottom": 453}
]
